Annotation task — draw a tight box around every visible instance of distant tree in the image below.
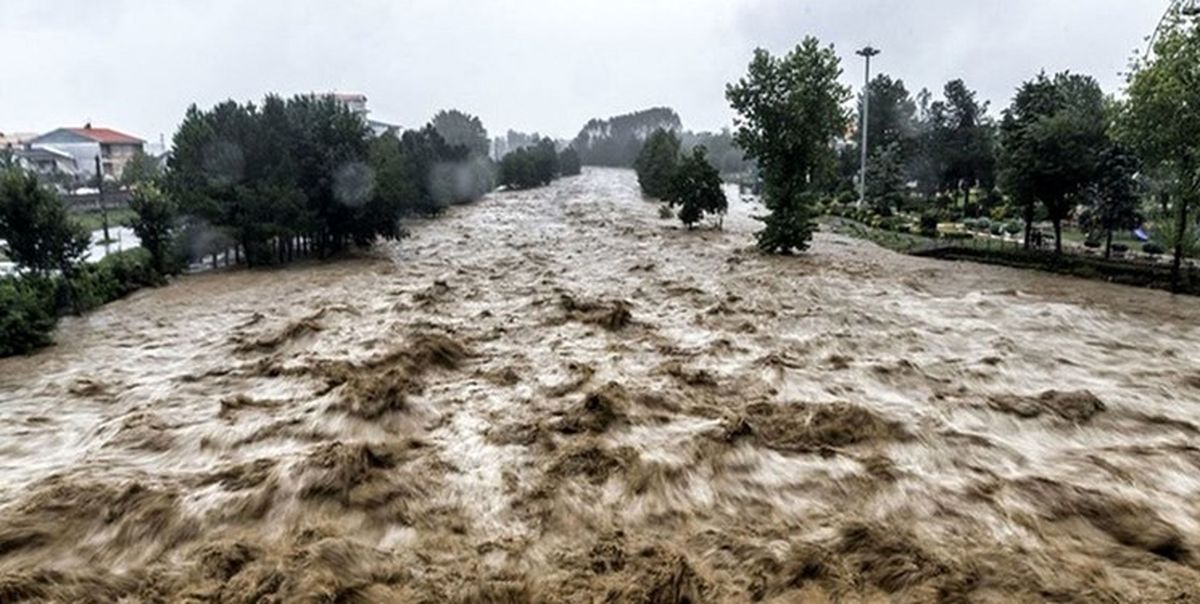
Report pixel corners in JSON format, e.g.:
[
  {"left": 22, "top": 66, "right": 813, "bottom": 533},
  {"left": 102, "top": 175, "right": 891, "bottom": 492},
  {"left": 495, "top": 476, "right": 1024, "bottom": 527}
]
[
  {"left": 120, "top": 151, "right": 162, "bottom": 188},
  {"left": 912, "top": 80, "right": 996, "bottom": 211},
  {"left": 559, "top": 147, "right": 582, "bottom": 176},
  {"left": 498, "top": 137, "right": 560, "bottom": 190},
  {"left": 848, "top": 74, "right": 918, "bottom": 183},
  {"left": 1122, "top": 12, "right": 1200, "bottom": 290},
  {"left": 0, "top": 169, "right": 90, "bottom": 278},
  {"left": 533, "top": 138, "right": 559, "bottom": 184},
  {"left": 431, "top": 109, "right": 490, "bottom": 158},
  {"left": 1081, "top": 144, "right": 1141, "bottom": 259},
  {"left": 680, "top": 129, "right": 755, "bottom": 176},
  {"left": 667, "top": 146, "right": 727, "bottom": 229},
  {"left": 865, "top": 142, "right": 906, "bottom": 216},
  {"left": 726, "top": 38, "right": 850, "bottom": 254},
  {"left": 635, "top": 129, "right": 682, "bottom": 199},
  {"left": 128, "top": 184, "right": 178, "bottom": 274},
  {"left": 572, "top": 107, "right": 682, "bottom": 167},
  {"left": 1000, "top": 72, "right": 1108, "bottom": 253}
]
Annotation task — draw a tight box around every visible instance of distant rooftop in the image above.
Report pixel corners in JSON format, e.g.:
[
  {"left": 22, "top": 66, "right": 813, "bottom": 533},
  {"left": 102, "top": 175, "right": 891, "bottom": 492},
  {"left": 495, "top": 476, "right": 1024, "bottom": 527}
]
[{"left": 65, "top": 127, "right": 144, "bottom": 144}]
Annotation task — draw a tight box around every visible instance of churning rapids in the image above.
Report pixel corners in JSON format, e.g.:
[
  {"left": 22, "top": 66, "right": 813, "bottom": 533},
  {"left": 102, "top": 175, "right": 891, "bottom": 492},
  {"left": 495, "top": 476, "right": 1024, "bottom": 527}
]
[{"left": 2, "top": 168, "right": 1200, "bottom": 602}]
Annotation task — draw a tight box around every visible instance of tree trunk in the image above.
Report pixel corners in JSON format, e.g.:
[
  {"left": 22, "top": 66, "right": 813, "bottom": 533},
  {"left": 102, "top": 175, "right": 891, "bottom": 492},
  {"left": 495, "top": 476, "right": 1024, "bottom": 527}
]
[
  {"left": 1172, "top": 196, "right": 1189, "bottom": 293},
  {"left": 1104, "top": 230, "right": 1113, "bottom": 260},
  {"left": 1053, "top": 219, "right": 1063, "bottom": 255},
  {"left": 1023, "top": 204, "right": 1034, "bottom": 250}
]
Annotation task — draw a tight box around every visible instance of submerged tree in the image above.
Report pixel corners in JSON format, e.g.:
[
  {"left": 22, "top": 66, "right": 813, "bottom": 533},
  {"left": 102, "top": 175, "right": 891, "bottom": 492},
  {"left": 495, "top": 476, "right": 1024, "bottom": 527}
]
[
  {"left": 667, "top": 146, "right": 727, "bottom": 229},
  {"left": 726, "top": 38, "right": 850, "bottom": 253},
  {"left": 634, "top": 129, "right": 681, "bottom": 199}
]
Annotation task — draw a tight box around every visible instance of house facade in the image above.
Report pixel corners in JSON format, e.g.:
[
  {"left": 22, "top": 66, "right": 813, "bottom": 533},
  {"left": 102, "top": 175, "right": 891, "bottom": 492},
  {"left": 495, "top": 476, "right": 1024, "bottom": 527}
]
[{"left": 26, "top": 125, "right": 145, "bottom": 181}]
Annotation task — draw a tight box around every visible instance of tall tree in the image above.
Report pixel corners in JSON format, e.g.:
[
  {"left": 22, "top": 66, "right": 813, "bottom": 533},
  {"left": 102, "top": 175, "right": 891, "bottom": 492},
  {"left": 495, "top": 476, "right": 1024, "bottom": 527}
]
[
  {"left": 431, "top": 109, "right": 490, "bottom": 158},
  {"left": 1122, "top": 12, "right": 1200, "bottom": 290},
  {"left": 1081, "top": 144, "right": 1141, "bottom": 259},
  {"left": 667, "top": 146, "right": 727, "bottom": 229},
  {"left": 726, "top": 38, "right": 850, "bottom": 254},
  {"left": 1000, "top": 72, "right": 1107, "bottom": 253},
  {"left": 922, "top": 80, "right": 996, "bottom": 211},
  {"left": 128, "top": 184, "right": 178, "bottom": 274},
  {"left": 850, "top": 74, "right": 918, "bottom": 182},
  {"left": 635, "top": 129, "right": 682, "bottom": 199},
  {"left": 865, "top": 142, "right": 906, "bottom": 216},
  {"left": 0, "top": 170, "right": 90, "bottom": 278}
]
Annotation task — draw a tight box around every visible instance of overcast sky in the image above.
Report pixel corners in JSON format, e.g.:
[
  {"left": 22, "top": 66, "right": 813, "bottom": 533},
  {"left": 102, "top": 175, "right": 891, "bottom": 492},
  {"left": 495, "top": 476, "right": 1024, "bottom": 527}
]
[{"left": 0, "top": 1, "right": 1166, "bottom": 145}]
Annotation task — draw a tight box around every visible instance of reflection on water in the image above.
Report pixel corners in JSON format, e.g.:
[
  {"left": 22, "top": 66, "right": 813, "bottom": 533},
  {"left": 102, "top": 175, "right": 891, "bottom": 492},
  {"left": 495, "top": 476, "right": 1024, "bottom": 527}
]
[{"left": 0, "top": 168, "right": 1197, "bottom": 600}]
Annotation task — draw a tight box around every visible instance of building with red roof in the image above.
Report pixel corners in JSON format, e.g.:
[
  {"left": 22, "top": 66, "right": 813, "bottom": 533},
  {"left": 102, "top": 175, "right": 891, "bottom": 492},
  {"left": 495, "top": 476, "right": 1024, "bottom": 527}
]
[{"left": 27, "top": 123, "right": 145, "bottom": 181}]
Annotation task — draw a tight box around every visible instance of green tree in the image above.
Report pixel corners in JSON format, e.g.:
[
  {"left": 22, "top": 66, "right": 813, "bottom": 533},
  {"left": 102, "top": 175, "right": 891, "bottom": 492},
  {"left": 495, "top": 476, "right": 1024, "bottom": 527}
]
[
  {"left": 431, "top": 109, "right": 490, "bottom": 158},
  {"left": 667, "top": 146, "right": 727, "bottom": 229},
  {"left": 559, "top": 147, "right": 582, "bottom": 176},
  {"left": 1000, "top": 72, "right": 1107, "bottom": 253},
  {"left": 634, "top": 128, "right": 681, "bottom": 199},
  {"left": 865, "top": 142, "right": 906, "bottom": 216},
  {"left": 120, "top": 151, "right": 162, "bottom": 188},
  {"left": 1122, "top": 12, "right": 1200, "bottom": 290},
  {"left": 128, "top": 184, "right": 178, "bottom": 274},
  {"left": 848, "top": 74, "right": 918, "bottom": 185},
  {"left": 0, "top": 276, "right": 57, "bottom": 356},
  {"left": 0, "top": 170, "right": 90, "bottom": 277},
  {"left": 726, "top": 38, "right": 850, "bottom": 254},
  {"left": 1081, "top": 145, "right": 1141, "bottom": 259}
]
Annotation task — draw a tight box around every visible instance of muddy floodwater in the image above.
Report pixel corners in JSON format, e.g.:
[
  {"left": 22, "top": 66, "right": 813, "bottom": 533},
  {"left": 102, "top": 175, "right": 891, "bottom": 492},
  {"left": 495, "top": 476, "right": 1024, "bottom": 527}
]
[{"left": 2, "top": 168, "right": 1199, "bottom": 602}]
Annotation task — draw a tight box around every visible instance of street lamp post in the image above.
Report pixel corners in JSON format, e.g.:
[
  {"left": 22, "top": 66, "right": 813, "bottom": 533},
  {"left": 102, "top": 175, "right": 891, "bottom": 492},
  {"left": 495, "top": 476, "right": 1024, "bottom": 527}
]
[{"left": 856, "top": 46, "right": 881, "bottom": 206}]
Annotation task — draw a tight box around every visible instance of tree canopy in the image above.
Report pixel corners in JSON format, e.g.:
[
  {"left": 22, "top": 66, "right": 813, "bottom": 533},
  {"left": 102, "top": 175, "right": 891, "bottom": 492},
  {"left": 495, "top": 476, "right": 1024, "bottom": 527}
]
[
  {"left": 635, "top": 129, "right": 682, "bottom": 200},
  {"left": 431, "top": 109, "right": 491, "bottom": 158},
  {"left": 727, "top": 38, "right": 850, "bottom": 254},
  {"left": 667, "top": 146, "right": 727, "bottom": 229},
  {"left": 1121, "top": 13, "right": 1200, "bottom": 289},
  {"left": 1000, "top": 72, "right": 1108, "bottom": 252}
]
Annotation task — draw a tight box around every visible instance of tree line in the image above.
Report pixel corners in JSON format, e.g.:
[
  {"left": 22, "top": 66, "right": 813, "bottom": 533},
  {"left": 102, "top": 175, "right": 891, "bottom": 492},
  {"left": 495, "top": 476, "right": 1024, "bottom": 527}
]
[
  {"left": 724, "top": 16, "right": 1198, "bottom": 290},
  {"left": 1, "top": 98, "right": 502, "bottom": 355}
]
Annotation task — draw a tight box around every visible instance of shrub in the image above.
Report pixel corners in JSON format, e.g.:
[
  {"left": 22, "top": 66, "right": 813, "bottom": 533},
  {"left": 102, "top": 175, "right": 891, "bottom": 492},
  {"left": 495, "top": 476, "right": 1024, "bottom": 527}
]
[
  {"left": 1144, "top": 242, "right": 1165, "bottom": 255},
  {"left": 919, "top": 213, "right": 939, "bottom": 238},
  {"left": 1004, "top": 220, "right": 1022, "bottom": 235},
  {"left": 1083, "top": 239, "right": 1102, "bottom": 249},
  {"left": 989, "top": 223, "right": 1004, "bottom": 236},
  {"left": 558, "top": 147, "right": 582, "bottom": 177},
  {"left": 0, "top": 276, "right": 57, "bottom": 356},
  {"left": 71, "top": 248, "right": 162, "bottom": 312},
  {"left": 943, "top": 231, "right": 975, "bottom": 241},
  {"left": 976, "top": 217, "right": 992, "bottom": 232},
  {"left": 962, "top": 218, "right": 978, "bottom": 230},
  {"left": 658, "top": 205, "right": 674, "bottom": 219},
  {"left": 1111, "top": 243, "right": 1130, "bottom": 254}
]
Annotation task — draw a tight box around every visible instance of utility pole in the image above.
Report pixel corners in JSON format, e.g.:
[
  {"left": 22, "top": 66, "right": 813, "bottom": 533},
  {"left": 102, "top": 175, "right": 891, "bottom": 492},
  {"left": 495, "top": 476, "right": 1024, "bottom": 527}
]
[
  {"left": 856, "top": 46, "right": 881, "bottom": 206},
  {"left": 94, "top": 155, "right": 110, "bottom": 244}
]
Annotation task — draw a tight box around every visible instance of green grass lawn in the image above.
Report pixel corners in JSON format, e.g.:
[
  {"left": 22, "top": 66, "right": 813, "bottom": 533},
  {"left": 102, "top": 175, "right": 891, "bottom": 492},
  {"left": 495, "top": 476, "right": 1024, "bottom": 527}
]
[{"left": 70, "top": 208, "right": 137, "bottom": 232}]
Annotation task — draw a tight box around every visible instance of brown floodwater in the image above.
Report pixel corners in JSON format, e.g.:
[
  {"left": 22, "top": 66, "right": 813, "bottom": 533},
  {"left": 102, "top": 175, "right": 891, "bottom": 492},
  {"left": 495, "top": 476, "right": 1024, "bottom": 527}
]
[{"left": 1, "top": 168, "right": 1199, "bottom": 602}]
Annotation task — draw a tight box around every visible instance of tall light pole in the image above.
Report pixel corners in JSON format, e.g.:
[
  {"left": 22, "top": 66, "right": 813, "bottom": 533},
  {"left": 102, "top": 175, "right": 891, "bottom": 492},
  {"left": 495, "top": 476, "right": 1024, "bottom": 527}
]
[{"left": 856, "top": 46, "right": 880, "bottom": 206}]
